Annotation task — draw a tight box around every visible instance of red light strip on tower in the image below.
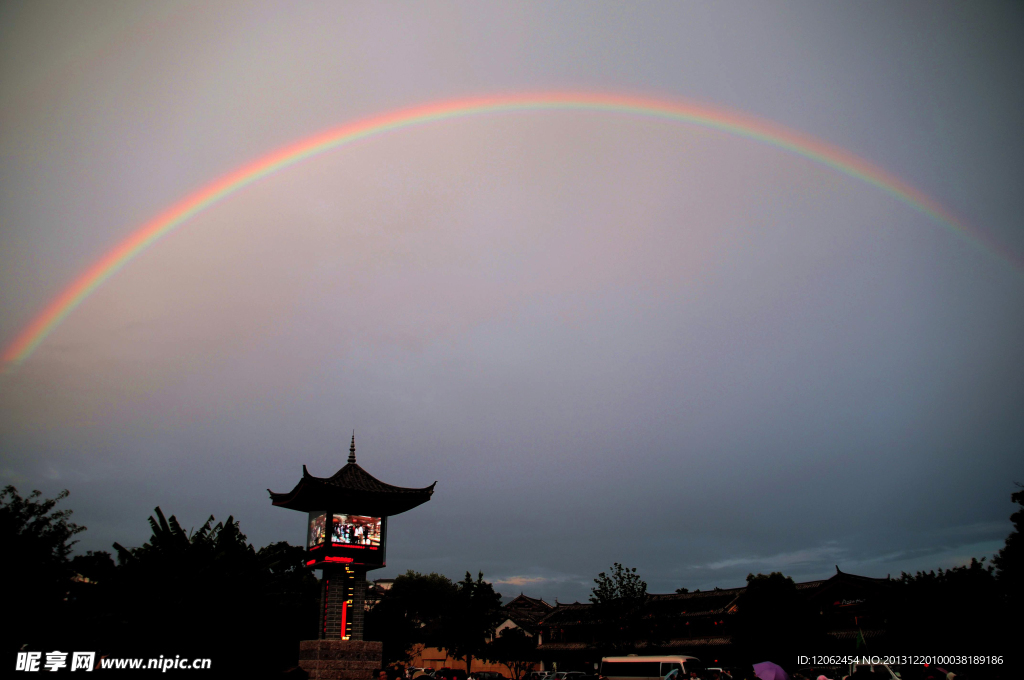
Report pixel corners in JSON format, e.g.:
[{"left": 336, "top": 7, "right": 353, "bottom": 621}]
[
  {"left": 323, "top": 578, "right": 330, "bottom": 637},
  {"left": 307, "top": 556, "right": 356, "bottom": 566}
]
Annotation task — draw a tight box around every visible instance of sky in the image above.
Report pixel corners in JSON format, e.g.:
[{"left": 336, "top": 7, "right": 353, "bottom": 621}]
[{"left": 1, "top": 1, "right": 1023, "bottom": 603}]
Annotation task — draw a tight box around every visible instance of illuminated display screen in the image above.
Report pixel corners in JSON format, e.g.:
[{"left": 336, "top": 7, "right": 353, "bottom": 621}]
[
  {"left": 308, "top": 512, "right": 327, "bottom": 548},
  {"left": 305, "top": 513, "right": 387, "bottom": 568},
  {"left": 331, "top": 514, "right": 381, "bottom": 548}
]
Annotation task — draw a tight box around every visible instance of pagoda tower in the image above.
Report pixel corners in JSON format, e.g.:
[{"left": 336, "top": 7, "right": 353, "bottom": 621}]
[{"left": 269, "top": 434, "right": 435, "bottom": 679}]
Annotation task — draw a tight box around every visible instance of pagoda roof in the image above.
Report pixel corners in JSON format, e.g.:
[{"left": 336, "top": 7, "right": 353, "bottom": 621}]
[
  {"left": 506, "top": 593, "right": 554, "bottom": 612},
  {"left": 268, "top": 435, "right": 435, "bottom": 516}
]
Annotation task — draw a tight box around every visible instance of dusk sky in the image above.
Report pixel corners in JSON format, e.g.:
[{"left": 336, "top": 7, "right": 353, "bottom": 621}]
[{"left": 1, "top": 1, "right": 1023, "bottom": 603}]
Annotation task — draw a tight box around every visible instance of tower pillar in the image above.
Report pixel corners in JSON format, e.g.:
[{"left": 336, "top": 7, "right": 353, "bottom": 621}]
[{"left": 320, "top": 566, "right": 368, "bottom": 640}]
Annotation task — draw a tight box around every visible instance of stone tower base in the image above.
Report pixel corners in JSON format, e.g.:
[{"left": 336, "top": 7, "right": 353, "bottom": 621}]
[{"left": 298, "top": 640, "right": 383, "bottom": 680}]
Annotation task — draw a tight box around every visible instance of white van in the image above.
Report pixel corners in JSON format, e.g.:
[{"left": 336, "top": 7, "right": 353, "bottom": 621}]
[
  {"left": 846, "top": 663, "right": 900, "bottom": 680},
  {"left": 600, "top": 656, "right": 703, "bottom": 680}
]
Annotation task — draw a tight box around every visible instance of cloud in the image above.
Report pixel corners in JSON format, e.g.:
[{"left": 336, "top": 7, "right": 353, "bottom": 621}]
[
  {"left": 695, "top": 543, "right": 846, "bottom": 571},
  {"left": 492, "top": 576, "right": 549, "bottom": 586},
  {"left": 684, "top": 527, "right": 1010, "bottom": 585}
]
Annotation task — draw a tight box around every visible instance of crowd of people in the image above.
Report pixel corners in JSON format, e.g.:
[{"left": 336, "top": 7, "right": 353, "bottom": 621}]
[{"left": 332, "top": 514, "right": 381, "bottom": 546}]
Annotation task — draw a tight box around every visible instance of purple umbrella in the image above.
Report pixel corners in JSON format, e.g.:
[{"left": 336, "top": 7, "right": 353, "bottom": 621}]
[{"left": 753, "top": 662, "right": 790, "bottom": 680}]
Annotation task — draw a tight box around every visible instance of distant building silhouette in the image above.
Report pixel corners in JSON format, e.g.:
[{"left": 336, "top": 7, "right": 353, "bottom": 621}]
[{"left": 536, "top": 568, "right": 891, "bottom": 670}]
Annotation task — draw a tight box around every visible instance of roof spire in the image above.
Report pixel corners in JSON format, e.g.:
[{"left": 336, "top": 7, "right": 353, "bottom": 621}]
[{"left": 348, "top": 430, "right": 356, "bottom": 464}]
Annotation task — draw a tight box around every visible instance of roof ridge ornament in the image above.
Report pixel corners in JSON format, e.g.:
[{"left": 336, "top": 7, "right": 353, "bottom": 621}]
[{"left": 349, "top": 430, "right": 356, "bottom": 464}]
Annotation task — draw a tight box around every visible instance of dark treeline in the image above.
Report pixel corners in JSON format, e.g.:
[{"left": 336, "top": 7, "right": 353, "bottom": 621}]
[
  {"left": 364, "top": 570, "right": 540, "bottom": 680},
  {"left": 728, "top": 559, "right": 1016, "bottom": 668},
  {"left": 365, "top": 570, "right": 511, "bottom": 674},
  {"left": 3, "top": 485, "right": 1021, "bottom": 676},
  {"left": 2, "top": 488, "right": 319, "bottom": 677}
]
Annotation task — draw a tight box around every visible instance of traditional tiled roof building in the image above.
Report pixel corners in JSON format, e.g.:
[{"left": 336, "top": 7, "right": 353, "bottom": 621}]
[
  {"left": 496, "top": 594, "right": 555, "bottom": 637},
  {"left": 535, "top": 568, "right": 893, "bottom": 671}
]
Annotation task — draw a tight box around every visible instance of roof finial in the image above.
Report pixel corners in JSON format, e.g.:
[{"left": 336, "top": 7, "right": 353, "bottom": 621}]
[{"left": 348, "top": 430, "right": 356, "bottom": 464}]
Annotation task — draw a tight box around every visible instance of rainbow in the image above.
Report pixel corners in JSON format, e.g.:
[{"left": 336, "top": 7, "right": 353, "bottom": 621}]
[{"left": 1, "top": 91, "right": 1014, "bottom": 370}]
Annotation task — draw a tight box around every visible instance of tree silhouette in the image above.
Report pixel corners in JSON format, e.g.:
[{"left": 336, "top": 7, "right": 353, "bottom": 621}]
[
  {"left": 992, "top": 484, "right": 1023, "bottom": 613},
  {"left": 0, "top": 486, "right": 84, "bottom": 652},
  {"left": 365, "top": 570, "right": 459, "bottom": 665},
  {"left": 589, "top": 563, "right": 656, "bottom": 653},
  {"left": 102, "top": 507, "right": 318, "bottom": 673},
  {"left": 486, "top": 626, "right": 538, "bottom": 680},
  {"left": 731, "top": 572, "right": 820, "bottom": 668},
  {"left": 888, "top": 558, "right": 1001, "bottom": 656},
  {"left": 440, "top": 572, "right": 504, "bottom": 675}
]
